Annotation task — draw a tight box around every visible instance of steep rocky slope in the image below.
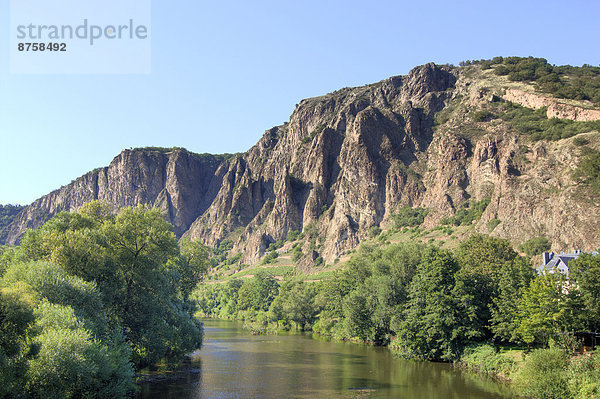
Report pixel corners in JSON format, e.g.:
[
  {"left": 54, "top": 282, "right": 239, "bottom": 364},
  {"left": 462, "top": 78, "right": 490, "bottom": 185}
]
[
  {"left": 4, "top": 62, "right": 600, "bottom": 265},
  {"left": 4, "top": 149, "right": 227, "bottom": 240}
]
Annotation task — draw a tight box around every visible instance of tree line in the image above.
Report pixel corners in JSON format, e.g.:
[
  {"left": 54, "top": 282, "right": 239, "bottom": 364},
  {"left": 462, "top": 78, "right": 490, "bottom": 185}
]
[
  {"left": 193, "top": 235, "right": 600, "bottom": 397},
  {"left": 0, "top": 201, "right": 207, "bottom": 398},
  {"left": 195, "top": 235, "right": 600, "bottom": 355}
]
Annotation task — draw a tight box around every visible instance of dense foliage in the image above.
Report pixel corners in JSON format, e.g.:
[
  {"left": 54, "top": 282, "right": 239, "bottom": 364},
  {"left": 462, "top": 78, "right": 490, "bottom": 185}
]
[
  {"left": 392, "top": 207, "right": 429, "bottom": 228},
  {"left": 462, "top": 56, "right": 600, "bottom": 105},
  {"left": 193, "top": 235, "right": 599, "bottom": 370},
  {"left": 193, "top": 233, "right": 600, "bottom": 399},
  {"left": 440, "top": 198, "right": 490, "bottom": 226},
  {"left": 573, "top": 147, "right": 600, "bottom": 193},
  {"left": 0, "top": 202, "right": 207, "bottom": 398},
  {"left": 519, "top": 236, "right": 552, "bottom": 257},
  {"left": 497, "top": 102, "right": 600, "bottom": 141}
]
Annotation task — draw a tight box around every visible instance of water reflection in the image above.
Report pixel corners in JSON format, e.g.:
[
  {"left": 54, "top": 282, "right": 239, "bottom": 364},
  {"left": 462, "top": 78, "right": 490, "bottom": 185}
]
[{"left": 137, "top": 319, "right": 514, "bottom": 398}]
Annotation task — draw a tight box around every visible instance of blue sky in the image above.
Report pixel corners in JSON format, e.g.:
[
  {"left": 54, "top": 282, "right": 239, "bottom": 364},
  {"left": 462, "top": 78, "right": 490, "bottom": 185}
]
[{"left": 1, "top": 0, "right": 599, "bottom": 204}]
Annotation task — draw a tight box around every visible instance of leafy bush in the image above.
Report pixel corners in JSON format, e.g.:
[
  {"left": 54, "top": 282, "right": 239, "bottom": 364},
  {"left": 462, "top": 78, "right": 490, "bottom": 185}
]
[
  {"left": 291, "top": 245, "right": 303, "bottom": 262},
  {"left": 573, "top": 136, "right": 590, "bottom": 146},
  {"left": 518, "top": 236, "right": 551, "bottom": 256},
  {"left": 392, "top": 206, "right": 429, "bottom": 228},
  {"left": 573, "top": 148, "right": 600, "bottom": 193},
  {"left": 514, "top": 348, "right": 570, "bottom": 399},
  {"left": 369, "top": 226, "right": 382, "bottom": 237},
  {"left": 472, "top": 110, "right": 494, "bottom": 122},
  {"left": 261, "top": 251, "right": 279, "bottom": 265},
  {"left": 567, "top": 351, "right": 600, "bottom": 399},
  {"left": 441, "top": 198, "right": 490, "bottom": 226},
  {"left": 1, "top": 261, "right": 106, "bottom": 334},
  {"left": 267, "top": 240, "right": 283, "bottom": 252},
  {"left": 286, "top": 230, "right": 300, "bottom": 242},
  {"left": 459, "top": 343, "right": 515, "bottom": 377},
  {"left": 27, "top": 301, "right": 134, "bottom": 398},
  {"left": 223, "top": 253, "right": 242, "bottom": 266}
]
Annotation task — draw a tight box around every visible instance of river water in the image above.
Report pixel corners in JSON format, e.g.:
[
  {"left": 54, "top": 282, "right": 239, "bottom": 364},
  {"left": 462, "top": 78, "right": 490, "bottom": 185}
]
[{"left": 137, "top": 319, "right": 514, "bottom": 398}]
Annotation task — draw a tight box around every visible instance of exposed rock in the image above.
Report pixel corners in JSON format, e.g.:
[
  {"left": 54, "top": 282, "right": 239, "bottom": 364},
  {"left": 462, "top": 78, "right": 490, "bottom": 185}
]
[
  {"left": 503, "top": 88, "right": 600, "bottom": 121},
  {"left": 4, "top": 63, "right": 600, "bottom": 266},
  {"left": 4, "top": 149, "right": 226, "bottom": 243}
]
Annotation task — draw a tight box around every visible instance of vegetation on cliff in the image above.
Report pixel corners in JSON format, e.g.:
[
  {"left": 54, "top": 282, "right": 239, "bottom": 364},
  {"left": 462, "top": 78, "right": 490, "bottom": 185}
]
[{"left": 462, "top": 56, "right": 600, "bottom": 105}]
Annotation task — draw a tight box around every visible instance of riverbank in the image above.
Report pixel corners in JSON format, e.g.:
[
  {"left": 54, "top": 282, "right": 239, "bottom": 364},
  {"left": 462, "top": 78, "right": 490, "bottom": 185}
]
[
  {"left": 455, "top": 344, "right": 600, "bottom": 399},
  {"left": 192, "top": 238, "right": 600, "bottom": 399}
]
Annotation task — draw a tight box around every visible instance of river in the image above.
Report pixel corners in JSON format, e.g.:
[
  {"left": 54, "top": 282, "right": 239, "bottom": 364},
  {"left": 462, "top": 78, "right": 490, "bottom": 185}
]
[{"left": 137, "top": 319, "right": 515, "bottom": 398}]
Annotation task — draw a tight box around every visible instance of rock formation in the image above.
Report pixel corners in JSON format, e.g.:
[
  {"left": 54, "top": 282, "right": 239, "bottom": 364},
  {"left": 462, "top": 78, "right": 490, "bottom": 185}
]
[{"left": 3, "top": 62, "right": 600, "bottom": 265}]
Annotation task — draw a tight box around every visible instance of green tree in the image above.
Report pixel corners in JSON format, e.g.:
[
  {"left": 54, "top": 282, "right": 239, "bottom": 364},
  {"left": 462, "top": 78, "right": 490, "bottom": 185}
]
[
  {"left": 237, "top": 273, "right": 278, "bottom": 312},
  {"left": 518, "top": 236, "right": 551, "bottom": 257},
  {"left": 569, "top": 253, "right": 600, "bottom": 331},
  {"left": 516, "top": 273, "right": 583, "bottom": 346},
  {"left": 392, "top": 206, "right": 428, "bottom": 228},
  {"left": 453, "top": 235, "right": 518, "bottom": 341},
  {"left": 0, "top": 283, "right": 38, "bottom": 398},
  {"left": 26, "top": 301, "right": 134, "bottom": 399},
  {"left": 100, "top": 206, "right": 201, "bottom": 367},
  {"left": 343, "top": 290, "right": 372, "bottom": 341},
  {"left": 364, "top": 274, "right": 396, "bottom": 344},
  {"left": 17, "top": 203, "right": 204, "bottom": 369},
  {"left": 278, "top": 281, "right": 319, "bottom": 331},
  {"left": 1, "top": 262, "right": 135, "bottom": 398},
  {"left": 178, "top": 238, "right": 211, "bottom": 299},
  {"left": 489, "top": 256, "right": 534, "bottom": 343},
  {"left": 393, "top": 248, "right": 461, "bottom": 361},
  {"left": 1, "top": 261, "right": 107, "bottom": 335}
]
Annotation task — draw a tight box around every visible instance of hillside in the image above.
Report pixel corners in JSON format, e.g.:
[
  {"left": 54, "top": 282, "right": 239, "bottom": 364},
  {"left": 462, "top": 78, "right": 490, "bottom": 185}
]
[{"left": 3, "top": 57, "right": 600, "bottom": 267}]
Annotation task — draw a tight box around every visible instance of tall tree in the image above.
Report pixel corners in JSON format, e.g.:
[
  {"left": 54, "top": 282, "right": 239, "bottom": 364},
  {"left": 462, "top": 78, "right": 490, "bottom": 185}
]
[
  {"left": 393, "top": 248, "right": 461, "bottom": 361},
  {"left": 16, "top": 202, "right": 204, "bottom": 368},
  {"left": 489, "top": 256, "right": 534, "bottom": 343},
  {"left": 453, "top": 234, "right": 518, "bottom": 341},
  {"left": 516, "top": 273, "right": 584, "bottom": 346},
  {"left": 569, "top": 253, "right": 600, "bottom": 331}
]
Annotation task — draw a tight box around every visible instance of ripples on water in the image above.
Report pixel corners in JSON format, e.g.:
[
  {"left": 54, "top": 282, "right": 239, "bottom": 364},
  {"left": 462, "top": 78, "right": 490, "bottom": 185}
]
[{"left": 137, "top": 319, "right": 515, "bottom": 399}]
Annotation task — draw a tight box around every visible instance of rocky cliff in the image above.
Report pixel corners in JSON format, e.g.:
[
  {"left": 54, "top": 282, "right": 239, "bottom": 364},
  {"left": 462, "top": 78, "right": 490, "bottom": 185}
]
[
  {"left": 4, "top": 149, "right": 227, "bottom": 240},
  {"left": 4, "top": 62, "right": 600, "bottom": 265}
]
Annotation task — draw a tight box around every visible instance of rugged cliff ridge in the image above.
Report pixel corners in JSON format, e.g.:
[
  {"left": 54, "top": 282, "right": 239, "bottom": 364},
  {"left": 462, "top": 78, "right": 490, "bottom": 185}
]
[
  {"left": 4, "top": 149, "right": 227, "bottom": 240},
  {"left": 4, "top": 62, "right": 600, "bottom": 265}
]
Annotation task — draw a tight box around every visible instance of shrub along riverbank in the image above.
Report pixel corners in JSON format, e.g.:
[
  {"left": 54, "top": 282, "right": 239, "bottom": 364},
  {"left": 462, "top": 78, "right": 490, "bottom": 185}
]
[
  {"left": 193, "top": 235, "right": 600, "bottom": 398},
  {"left": 0, "top": 202, "right": 206, "bottom": 398},
  {"left": 458, "top": 344, "right": 600, "bottom": 399}
]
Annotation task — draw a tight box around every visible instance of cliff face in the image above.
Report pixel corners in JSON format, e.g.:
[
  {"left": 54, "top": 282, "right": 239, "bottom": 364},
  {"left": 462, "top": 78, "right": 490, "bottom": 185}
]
[
  {"left": 184, "top": 63, "right": 456, "bottom": 263},
  {"left": 4, "top": 149, "right": 226, "bottom": 242},
  {"left": 503, "top": 89, "right": 600, "bottom": 121},
  {"left": 4, "top": 63, "right": 600, "bottom": 263}
]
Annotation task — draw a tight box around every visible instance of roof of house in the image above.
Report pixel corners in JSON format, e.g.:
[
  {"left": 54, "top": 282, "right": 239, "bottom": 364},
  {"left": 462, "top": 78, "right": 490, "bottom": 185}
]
[{"left": 537, "top": 251, "right": 599, "bottom": 275}]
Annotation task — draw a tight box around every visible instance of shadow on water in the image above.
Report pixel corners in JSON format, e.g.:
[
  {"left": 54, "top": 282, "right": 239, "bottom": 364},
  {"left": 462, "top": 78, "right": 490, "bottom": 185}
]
[{"left": 137, "top": 319, "right": 516, "bottom": 399}]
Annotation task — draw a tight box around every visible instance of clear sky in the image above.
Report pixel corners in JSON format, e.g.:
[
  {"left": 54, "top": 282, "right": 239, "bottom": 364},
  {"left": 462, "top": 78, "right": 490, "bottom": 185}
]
[{"left": 1, "top": 0, "right": 599, "bottom": 205}]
